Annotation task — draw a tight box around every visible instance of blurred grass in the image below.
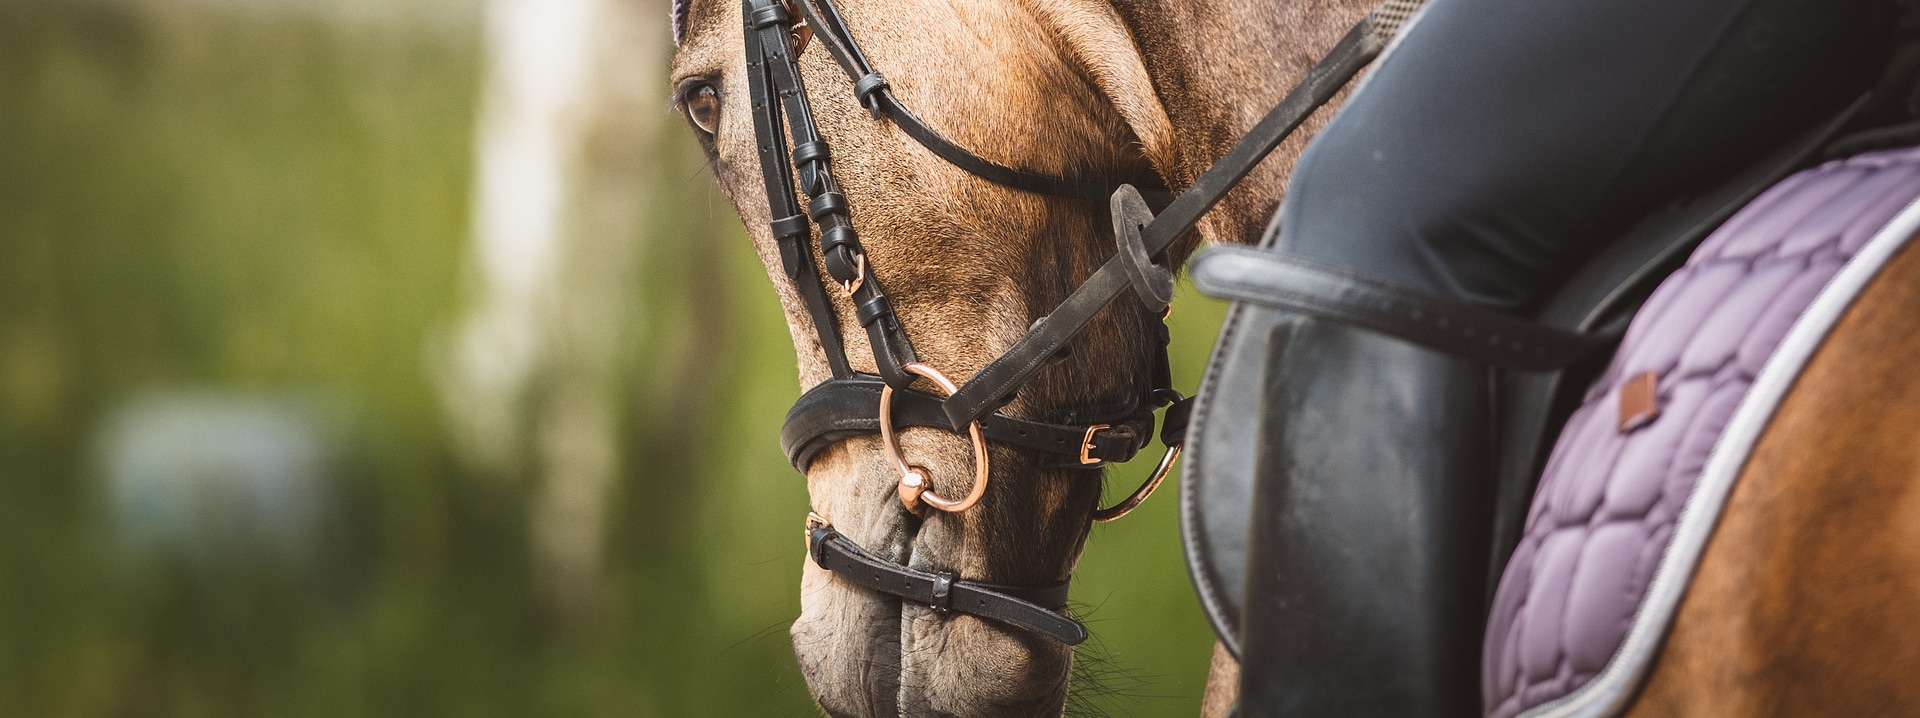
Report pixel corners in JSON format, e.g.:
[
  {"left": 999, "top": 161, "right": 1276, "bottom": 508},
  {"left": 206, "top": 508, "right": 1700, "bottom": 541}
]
[{"left": 0, "top": 0, "right": 1224, "bottom": 715}]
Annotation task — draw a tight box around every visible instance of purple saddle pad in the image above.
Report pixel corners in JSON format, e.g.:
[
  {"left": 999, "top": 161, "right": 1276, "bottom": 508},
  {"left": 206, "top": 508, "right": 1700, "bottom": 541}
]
[{"left": 1482, "top": 145, "right": 1920, "bottom": 718}]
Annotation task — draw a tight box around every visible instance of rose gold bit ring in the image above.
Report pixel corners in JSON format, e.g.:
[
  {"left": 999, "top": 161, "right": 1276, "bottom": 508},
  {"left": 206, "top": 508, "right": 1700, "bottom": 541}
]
[
  {"left": 878, "top": 362, "right": 991, "bottom": 513},
  {"left": 1092, "top": 443, "right": 1180, "bottom": 523}
]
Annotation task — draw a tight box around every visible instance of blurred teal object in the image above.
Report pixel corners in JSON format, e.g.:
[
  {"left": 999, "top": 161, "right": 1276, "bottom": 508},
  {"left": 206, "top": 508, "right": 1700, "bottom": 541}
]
[{"left": 97, "top": 390, "right": 339, "bottom": 565}]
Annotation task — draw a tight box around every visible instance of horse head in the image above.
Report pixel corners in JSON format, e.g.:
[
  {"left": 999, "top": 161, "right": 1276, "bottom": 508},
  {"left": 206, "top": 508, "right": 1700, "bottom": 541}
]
[{"left": 669, "top": 0, "right": 1367, "bottom": 712}]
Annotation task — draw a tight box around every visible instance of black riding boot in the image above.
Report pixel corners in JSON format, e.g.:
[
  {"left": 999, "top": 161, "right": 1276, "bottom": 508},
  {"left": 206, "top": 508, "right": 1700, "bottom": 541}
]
[{"left": 1235, "top": 315, "right": 1494, "bottom": 717}]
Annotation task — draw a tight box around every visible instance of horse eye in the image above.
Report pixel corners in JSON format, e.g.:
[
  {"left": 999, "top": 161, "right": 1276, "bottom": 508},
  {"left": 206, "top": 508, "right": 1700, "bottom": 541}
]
[{"left": 684, "top": 84, "right": 720, "bottom": 135}]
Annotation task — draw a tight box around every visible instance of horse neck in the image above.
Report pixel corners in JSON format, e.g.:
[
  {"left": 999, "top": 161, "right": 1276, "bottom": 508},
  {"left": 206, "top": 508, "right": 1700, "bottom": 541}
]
[{"left": 1111, "top": 0, "right": 1377, "bottom": 246}]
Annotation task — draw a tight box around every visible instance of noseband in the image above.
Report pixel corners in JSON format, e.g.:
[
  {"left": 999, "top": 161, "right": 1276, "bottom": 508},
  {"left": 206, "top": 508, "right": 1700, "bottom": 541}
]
[{"left": 745, "top": 0, "right": 1426, "bottom": 644}]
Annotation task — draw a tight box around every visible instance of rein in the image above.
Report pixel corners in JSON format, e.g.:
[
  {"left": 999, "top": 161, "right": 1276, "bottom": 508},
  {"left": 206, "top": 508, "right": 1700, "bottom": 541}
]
[{"left": 747, "top": 0, "right": 1426, "bottom": 644}]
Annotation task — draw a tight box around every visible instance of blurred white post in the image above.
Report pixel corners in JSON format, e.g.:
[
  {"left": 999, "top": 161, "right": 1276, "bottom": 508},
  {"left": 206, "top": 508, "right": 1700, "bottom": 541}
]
[{"left": 440, "top": 0, "right": 666, "bottom": 613}]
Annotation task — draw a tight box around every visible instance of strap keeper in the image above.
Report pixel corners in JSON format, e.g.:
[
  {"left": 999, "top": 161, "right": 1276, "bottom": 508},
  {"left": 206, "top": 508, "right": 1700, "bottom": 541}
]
[
  {"left": 855, "top": 295, "right": 894, "bottom": 326},
  {"left": 929, "top": 572, "right": 955, "bottom": 613},
  {"left": 824, "top": 245, "right": 860, "bottom": 283},
  {"left": 749, "top": 3, "right": 790, "bottom": 29},
  {"left": 820, "top": 225, "right": 860, "bottom": 253},
  {"left": 853, "top": 72, "right": 890, "bottom": 114},
  {"left": 770, "top": 214, "right": 809, "bottom": 241},
  {"left": 809, "top": 192, "right": 849, "bottom": 220},
  {"left": 791, "top": 140, "right": 831, "bottom": 168},
  {"left": 771, "top": 215, "right": 809, "bottom": 278}
]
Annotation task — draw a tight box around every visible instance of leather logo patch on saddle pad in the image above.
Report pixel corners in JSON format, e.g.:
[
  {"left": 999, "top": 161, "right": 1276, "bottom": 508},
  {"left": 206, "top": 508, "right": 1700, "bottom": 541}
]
[{"left": 1616, "top": 371, "right": 1660, "bottom": 434}]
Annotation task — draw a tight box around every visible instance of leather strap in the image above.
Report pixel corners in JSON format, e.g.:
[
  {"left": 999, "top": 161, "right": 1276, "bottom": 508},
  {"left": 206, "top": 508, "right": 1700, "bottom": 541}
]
[
  {"left": 808, "top": 525, "right": 1087, "bottom": 644},
  {"left": 748, "top": 0, "right": 921, "bottom": 388},
  {"left": 745, "top": 21, "right": 853, "bottom": 379},
  {"left": 1189, "top": 246, "right": 1616, "bottom": 371},
  {"left": 781, "top": 375, "right": 1156, "bottom": 471},
  {"left": 941, "top": 13, "right": 1395, "bottom": 428},
  {"left": 795, "top": 0, "right": 1173, "bottom": 207},
  {"left": 1160, "top": 395, "right": 1194, "bottom": 446}
]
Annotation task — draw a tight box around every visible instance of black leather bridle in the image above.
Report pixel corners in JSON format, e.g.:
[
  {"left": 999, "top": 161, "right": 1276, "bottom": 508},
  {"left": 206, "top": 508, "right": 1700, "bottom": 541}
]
[{"left": 745, "top": 0, "right": 1431, "bottom": 645}]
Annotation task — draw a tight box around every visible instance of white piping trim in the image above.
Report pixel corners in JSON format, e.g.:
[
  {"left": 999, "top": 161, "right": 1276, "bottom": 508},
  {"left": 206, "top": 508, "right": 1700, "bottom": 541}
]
[{"left": 1518, "top": 191, "right": 1920, "bottom": 718}]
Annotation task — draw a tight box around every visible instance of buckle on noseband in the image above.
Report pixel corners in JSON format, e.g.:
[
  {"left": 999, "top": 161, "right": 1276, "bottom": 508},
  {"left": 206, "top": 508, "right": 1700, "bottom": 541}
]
[
  {"left": 1078, "top": 424, "right": 1111, "bottom": 465},
  {"left": 879, "top": 362, "right": 992, "bottom": 513},
  {"left": 804, "top": 511, "right": 832, "bottom": 559},
  {"left": 748, "top": 3, "right": 789, "bottom": 29}
]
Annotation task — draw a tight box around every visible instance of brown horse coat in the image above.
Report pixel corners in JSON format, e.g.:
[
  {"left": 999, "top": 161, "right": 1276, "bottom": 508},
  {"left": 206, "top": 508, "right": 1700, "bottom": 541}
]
[{"left": 1631, "top": 239, "right": 1920, "bottom": 716}]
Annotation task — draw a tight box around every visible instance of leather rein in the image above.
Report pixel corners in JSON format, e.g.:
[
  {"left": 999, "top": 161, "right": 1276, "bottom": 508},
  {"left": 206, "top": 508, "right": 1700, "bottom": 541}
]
[{"left": 746, "top": 0, "right": 1426, "bottom": 645}]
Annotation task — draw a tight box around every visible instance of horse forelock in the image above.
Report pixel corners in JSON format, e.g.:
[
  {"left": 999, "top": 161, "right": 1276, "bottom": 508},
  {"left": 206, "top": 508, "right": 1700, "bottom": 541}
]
[{"left": 672, "top": 0, "right": 690, "bottom": 46}]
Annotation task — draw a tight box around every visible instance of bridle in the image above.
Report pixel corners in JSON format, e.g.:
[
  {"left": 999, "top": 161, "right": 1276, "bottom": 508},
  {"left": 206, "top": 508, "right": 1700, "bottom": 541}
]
[{"left": 742, "top": 0, "right": 1428, "bottom": 644}]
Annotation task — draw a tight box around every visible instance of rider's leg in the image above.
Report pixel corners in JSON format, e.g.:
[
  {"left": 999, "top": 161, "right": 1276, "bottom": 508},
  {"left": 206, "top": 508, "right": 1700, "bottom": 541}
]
[
  {"left": 1235, "top": 0, "right": 1888, "bottom": 715},
  {"left": 1281, "top": 0, "right": 1887, "bottom": 313}
]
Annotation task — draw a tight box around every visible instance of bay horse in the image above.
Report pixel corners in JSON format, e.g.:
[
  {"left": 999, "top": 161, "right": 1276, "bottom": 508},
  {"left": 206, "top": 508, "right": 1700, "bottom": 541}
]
[{"left": 667, "top": 0, "right": 1920, "bottom": 714}]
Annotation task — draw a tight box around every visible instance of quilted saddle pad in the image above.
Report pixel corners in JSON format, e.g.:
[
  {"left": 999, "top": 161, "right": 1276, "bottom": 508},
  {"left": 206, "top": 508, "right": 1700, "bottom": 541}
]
[{"left": 1482, "top": 144, "right": 1920, "bottom": 718}]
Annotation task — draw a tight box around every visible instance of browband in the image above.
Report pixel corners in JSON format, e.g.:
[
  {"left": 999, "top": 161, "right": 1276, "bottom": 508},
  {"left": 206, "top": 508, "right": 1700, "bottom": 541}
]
[{"left": 809, "top": 523, "right": 1087, "bottom": 645}]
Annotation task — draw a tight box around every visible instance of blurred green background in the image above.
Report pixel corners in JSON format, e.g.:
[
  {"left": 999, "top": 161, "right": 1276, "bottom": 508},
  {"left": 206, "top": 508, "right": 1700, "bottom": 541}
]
[{"left": 0, "top": 0, "right": 1227, "bottom": 714}]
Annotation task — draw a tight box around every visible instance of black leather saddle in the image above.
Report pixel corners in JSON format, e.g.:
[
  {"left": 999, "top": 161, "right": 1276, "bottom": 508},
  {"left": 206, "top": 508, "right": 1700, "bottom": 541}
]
[{"left": 1178, "top": 103, "right": 1861, "bottom": 665}]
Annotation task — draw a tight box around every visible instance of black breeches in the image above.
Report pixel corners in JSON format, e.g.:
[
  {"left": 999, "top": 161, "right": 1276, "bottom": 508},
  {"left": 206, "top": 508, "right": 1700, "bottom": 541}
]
[{"left": 1279, "top": 0, "right": 1890, "bottom": 312}]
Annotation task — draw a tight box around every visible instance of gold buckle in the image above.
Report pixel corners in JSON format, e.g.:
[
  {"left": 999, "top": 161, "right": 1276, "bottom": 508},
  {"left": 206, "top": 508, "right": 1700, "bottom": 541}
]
[
  {"left": 804, "top": 511, "right": 830, "bottom": 550},
  {"left": 841, "top": 253, "right": 866, "bottom": 295},
  {"left": 1079, "top": 424, "right": 1111, "bottom": 465}
]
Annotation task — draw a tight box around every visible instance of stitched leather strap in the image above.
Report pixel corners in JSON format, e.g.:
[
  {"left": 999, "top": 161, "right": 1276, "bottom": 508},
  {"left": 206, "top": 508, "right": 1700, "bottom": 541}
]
[
  {"left": 1160, "top": 395, "right": 1194, "bottom": 446},
  {"left": 745, "top": 22, "right": 852, "bottom": 379},
  {"left": 1190, "top": 246, "right": 1616, "bottom": 370},
  {"left": 808, "top": 525, "right": 1087, "bottom": 645},
  {"left": 748, "top": 0, "right": 922, "bottom": 389},
  {"left": 940, "top": 13, "right": 1394, "bottom": 428},
  {"left": 781, "top": 375, "right": 1156, "bottom": 471},
  {"left": 795, "top": 0, "right": 1172, "bottom": 207}
]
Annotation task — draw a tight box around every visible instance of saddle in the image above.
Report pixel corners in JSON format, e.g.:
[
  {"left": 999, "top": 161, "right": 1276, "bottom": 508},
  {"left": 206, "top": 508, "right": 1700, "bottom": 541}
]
[{"left": 1181, "top": 99, "right": 1871, "bottom": 714}]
